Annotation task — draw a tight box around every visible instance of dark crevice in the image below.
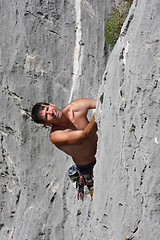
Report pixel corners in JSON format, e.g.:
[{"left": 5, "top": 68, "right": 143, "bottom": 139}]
[
  {"left": 119, "top": 48, "right": 125, "bottom": 60},
  {"left": 100, "top": 93, "right": 104, "bottom": 105},
  {"left": 121, "top": 14, "right": 134, "bottom": 37},
  {"left": 140, "top": 164, "right": 147, "bottom": 186},
  {"left": 2, "top": 87, "right": 23, "bottom": 100},
  {"left": 132, "top": 219, "right": 141, "bottom": 234},
  {"left": 50, "top": 192, "right": 57, "bottom": 203}
]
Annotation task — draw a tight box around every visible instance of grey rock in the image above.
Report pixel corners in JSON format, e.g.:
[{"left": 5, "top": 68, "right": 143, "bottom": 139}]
[
  {"left": 0, "top": 0, "right": 111, "bottom": 239},
  {"left": 1, "top": 0, "right": 160, "bottom": 239},
  {"left": 96, "top": 0, "right": 160, "bottom": 239}
]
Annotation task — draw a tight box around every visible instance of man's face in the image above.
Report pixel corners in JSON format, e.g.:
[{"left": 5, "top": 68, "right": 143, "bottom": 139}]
[{"left": 39, "top": 103, "right": 62, "bottom": 125}]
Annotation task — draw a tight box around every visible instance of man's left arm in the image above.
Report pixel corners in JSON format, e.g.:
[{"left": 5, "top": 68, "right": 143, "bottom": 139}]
[
  {"left": 72, "top": 99, "right": 97, "bottom": 139},
  {"left": 82, "top": 113, "right": 97, "bottom": 140}
]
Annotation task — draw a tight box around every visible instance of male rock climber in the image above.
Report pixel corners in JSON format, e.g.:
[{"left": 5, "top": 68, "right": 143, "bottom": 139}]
[{"left": 31, "top": 98, "right": 98, "bottom": 200}]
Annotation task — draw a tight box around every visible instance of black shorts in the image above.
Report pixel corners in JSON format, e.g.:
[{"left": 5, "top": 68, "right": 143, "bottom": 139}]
[{"left": 76, "top": 160, "right": 96, "bottom": 175}]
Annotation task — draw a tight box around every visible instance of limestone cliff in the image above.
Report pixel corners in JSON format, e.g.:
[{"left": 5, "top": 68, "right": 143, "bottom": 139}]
[
  {"left": 96, "top": 0, "right": 160, "bottom": 239},
  {"left": 0, "top": 0, "right": 160, "bottom": 240}
]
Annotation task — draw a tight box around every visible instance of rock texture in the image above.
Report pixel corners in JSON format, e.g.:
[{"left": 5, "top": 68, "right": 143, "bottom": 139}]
[
  {"left": 96, "top": 0, "right": 160, "bottom": 239},
  {"left": 1, "top": 0, "right": 160, "bottom": 239},
  {"left": 0, "top": 0, "right": 110, "bottom": 239}
]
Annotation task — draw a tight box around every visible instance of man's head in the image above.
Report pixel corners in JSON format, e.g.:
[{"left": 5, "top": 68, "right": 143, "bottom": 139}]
[{"left": 31, "top": 102, "right": 62, "bottom": 125}]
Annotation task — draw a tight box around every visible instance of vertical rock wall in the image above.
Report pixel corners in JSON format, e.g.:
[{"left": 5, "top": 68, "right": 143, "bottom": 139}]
[
  {"left": 0, "top": 0, "right": 111, "bottom": 239},
  {"left": 1, "top": 0, "right": 160, "bottom": 239},
  {"left": 96, "top": 0, "right": 160, "bottom": 239}
]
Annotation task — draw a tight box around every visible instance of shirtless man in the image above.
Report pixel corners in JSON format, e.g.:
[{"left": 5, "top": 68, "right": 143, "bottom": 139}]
[
  {"left": 31, "top": 98, "right": 97, "bottom": 165},
  {"left": 31, "top": 98, "right": 97, "bottom": 199}
]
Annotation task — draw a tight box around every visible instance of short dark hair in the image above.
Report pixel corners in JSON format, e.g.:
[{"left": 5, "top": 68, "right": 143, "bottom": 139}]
[{"left": 31, "top": 102, "right": 49, "bottom": 124}]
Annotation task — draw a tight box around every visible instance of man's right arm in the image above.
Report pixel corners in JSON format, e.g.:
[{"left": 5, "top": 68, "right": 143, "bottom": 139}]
[
  {"left": 70, "top": 98, "right": 97, "bottom": 115},
  {"left": 50, "top": 113, "right": 97, "bottom": 146}
]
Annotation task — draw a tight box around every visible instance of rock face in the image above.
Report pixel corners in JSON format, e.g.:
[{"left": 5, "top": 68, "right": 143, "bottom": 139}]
[
  {"left": 0, "top": 0, "right": 110, "bottom": 239},
  {"left": 96, "top": 0, "right": 160, "bottom": 239},
  {"left": 1, "top": 0, "right": 160, "bottom": 240}
]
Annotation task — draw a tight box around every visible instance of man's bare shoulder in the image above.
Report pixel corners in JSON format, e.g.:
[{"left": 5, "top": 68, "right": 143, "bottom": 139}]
[{"left": 68, "top": 98, "right": 97, "bottom": 112}]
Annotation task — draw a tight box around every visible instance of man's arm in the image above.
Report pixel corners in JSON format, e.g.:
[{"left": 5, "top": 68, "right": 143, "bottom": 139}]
[
  {"left": 81, "top": 113, "right": 97, "bottom": 140},
  {"left": 70, "top": 98, "right": 97, "bottom": 115},
  {"left": 50, "top": 113, "right": 97, "bottom": 146}
]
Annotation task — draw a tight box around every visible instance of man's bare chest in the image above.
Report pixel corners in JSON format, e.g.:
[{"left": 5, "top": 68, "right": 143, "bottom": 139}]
[{"left": 68, "top": 112, "right": 89, "bottom": 130}]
